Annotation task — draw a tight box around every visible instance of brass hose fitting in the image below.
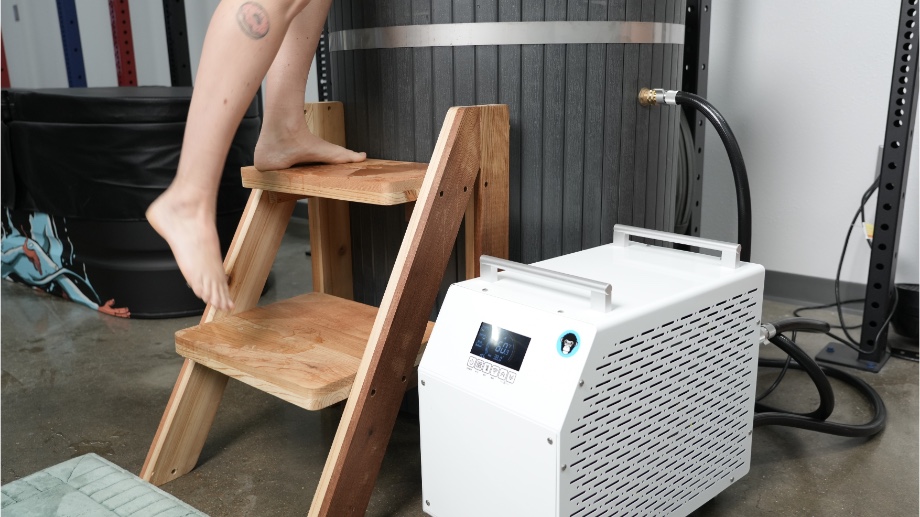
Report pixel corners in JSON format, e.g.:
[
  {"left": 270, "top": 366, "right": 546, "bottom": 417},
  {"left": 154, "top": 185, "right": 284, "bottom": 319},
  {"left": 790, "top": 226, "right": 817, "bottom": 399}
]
[
  {"left": 638, "top": 88, "right": 658, "bottom": 106},
  {"left": 638, "top": 88, "right": 677, "bottom": 106}
]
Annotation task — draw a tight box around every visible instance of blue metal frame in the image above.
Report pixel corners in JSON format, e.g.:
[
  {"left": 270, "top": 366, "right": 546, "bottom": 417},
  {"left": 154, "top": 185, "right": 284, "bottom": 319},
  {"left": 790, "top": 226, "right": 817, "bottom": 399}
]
[{"left": 55, "top": 0, "right": 86, "bottom": 87}]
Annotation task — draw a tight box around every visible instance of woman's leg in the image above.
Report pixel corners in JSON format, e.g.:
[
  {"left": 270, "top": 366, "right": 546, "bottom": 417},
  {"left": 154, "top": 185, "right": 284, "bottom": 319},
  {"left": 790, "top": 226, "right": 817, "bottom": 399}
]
[
  {"left": 254, "top": 0, "right": 365, "bottom": 170},
  {"left": 147, "top": 0, "right": 318, "bottom": 311}
]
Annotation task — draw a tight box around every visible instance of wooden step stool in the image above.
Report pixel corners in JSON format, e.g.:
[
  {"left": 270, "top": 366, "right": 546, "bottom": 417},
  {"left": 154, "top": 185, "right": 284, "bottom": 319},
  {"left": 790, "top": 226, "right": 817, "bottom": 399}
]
[{"left": 140, "top": 103, "right": 509, "bottom": 516}]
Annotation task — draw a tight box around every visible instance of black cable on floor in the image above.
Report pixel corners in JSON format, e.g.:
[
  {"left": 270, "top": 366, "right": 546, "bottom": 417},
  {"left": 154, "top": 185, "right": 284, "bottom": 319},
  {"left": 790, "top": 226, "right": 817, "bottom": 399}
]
[{"left": 793, "top": 299, "right": 863, "bottom": 329}]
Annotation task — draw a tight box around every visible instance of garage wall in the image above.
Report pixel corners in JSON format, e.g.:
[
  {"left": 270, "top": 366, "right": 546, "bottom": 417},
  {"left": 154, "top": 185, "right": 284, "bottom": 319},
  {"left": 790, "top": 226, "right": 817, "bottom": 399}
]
[{"left": 700, "top": 1, "right": 918, "bottom": 295}]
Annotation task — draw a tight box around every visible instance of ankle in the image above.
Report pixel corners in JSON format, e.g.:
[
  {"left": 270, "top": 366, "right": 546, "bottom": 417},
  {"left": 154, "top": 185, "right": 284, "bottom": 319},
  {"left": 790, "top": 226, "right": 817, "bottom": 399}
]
[
  {"left": 260, "top": 112, "right": 310, "bottom": 142},
  {"left": 156, "top": 186, "right": 216, "bottom": 218}
]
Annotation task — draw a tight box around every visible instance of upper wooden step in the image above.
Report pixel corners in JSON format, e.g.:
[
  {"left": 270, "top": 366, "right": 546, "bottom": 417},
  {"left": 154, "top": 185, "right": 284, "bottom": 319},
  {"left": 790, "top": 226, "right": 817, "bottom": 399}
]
[
  {"left": 241, "top": 159, "right": 428, "bottom": 205},
  {"left": 175, "top": 293, "right": 434, "bottom": 411}
]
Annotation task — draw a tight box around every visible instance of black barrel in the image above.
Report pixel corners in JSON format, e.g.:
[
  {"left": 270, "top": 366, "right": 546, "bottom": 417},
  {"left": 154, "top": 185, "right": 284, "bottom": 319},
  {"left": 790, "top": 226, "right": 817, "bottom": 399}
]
[
  {"left": 1, "top": 87, "right": 259, "bottom": 318},
  {"left": 328, "top": 0, "right": 686, "bottom": 310}
]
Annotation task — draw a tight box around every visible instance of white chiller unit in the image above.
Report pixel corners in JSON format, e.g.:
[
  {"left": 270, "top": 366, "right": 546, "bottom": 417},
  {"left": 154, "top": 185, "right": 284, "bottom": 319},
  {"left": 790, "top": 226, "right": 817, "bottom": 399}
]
[{"left": 419, "top": 225, "right": 766, "bottom": 517}]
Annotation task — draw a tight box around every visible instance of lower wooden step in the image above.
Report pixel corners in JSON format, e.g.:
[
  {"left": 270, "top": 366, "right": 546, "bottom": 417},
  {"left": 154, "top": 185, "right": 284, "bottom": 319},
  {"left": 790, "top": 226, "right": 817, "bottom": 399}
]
[{"left": 175, "top": 293, "right": 434, "bottom": 410}]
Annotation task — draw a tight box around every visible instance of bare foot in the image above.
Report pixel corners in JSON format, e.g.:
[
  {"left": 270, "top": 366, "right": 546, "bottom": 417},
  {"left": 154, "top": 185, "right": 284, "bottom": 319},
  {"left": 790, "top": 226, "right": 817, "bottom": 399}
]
[
  {"left": 253, "top": 126, "right": 366, "bottom": 171},
  {"left": 146, "top": 190, "right": 234, "bottom": 312}
]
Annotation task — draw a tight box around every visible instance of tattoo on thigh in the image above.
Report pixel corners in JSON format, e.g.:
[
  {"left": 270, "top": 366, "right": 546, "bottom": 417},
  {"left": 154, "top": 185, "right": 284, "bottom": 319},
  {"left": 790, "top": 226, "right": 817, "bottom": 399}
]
[{"left": 237, "top": 2, "right": 270, "bottom": 40}]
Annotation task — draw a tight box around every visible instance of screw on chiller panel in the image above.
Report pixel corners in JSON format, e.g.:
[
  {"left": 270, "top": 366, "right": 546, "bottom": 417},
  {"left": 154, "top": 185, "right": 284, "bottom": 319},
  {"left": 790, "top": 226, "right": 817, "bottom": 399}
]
[
  {"left": 579, "top": 380, "right": 584, "bottom": 387},
  {"left": 420, "top": 380, "right": 426, "bottom": 386},
  {"left": 426, "top": 500, "right": 430, "bottom": 506},
  {"left": 730, "top": 477, "right": 735, "bottom": 483},
  {"left": 547, "top": 438, "right": 553, "bottom": 445},
  {"left": 561, "top": 465, "right": 567, "bottom": 471}
]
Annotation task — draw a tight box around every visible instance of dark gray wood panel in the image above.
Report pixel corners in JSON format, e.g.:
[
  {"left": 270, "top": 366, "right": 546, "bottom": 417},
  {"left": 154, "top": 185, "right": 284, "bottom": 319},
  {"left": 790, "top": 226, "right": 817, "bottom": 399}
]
[
  {"left": 582, "top": 0, "right": 608, "bottom": 249},
  {"left": 330, "top": 0, "right": 686, "bottom": 307},
  {"left": 560, "top": 0, "right": 586, "bottom": 256},
  {"left": 520, "top": 0, "right": 545, "bottom": 264},
  {"left": 616, "top": 0, "right": 641, "bottom": 227},
  {"left": 498, "top": 0, "right": 523, "bottom": 261},
  {"left": 658, "top": 0, "right": 674, "bottom": 234},
  {"left": 542, "top": 0, "right": 566, "bottom": 259},
  {"left": 601, "top": 0, "right": 627, "bottom": 246},
  {"left": 645, "top": 0, "right": 664, "bottom": 232}
]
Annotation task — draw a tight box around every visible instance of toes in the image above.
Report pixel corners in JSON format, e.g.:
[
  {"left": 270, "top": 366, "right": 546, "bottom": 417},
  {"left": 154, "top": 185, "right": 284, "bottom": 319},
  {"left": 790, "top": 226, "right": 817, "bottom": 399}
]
[
  {"left": 213, "top": 279, "right": 233, "bottom": 312},
  {"left": 199, "top": 281, "right": 212, "bottom": 308}
]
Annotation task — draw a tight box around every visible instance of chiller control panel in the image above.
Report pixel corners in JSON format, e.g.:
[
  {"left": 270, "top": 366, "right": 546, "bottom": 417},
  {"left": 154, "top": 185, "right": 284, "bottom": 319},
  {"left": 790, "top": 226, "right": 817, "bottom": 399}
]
[{"left": 466, "top": 322, "right": 531, "bottom": 384}]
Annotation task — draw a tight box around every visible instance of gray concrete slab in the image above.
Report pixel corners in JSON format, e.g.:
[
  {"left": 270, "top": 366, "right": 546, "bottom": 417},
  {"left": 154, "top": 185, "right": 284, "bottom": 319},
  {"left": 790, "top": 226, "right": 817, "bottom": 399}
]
[{"left": 2, "top": 218, "right": 917, "bottom": 516}]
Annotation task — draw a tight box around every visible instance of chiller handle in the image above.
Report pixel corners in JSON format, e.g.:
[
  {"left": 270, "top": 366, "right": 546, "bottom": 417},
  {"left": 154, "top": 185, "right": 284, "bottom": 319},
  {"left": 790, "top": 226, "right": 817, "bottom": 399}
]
[
  {"left": 479, "top": 256, "right": 613, "bottom": 313},
  {"left": 612, "top": 224, "right": 742, "bottom": 269}
]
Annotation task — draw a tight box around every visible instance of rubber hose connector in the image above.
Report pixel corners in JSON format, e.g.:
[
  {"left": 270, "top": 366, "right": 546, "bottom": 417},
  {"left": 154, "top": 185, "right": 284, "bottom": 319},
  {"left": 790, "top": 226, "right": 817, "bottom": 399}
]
[{"left": 755, "top": 334, "right": 835, "bottom": 421}]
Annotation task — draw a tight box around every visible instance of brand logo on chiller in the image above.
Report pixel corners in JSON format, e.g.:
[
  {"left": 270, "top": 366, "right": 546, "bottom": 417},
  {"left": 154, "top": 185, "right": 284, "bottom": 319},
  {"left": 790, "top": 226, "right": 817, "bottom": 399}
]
[{"left": 557, "top": 330, "right": 581, "bottom": 357}]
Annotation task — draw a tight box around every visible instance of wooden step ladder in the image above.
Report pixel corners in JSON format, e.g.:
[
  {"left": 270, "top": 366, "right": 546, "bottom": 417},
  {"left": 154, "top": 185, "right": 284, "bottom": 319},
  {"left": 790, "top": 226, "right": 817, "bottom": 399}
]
[{"left": 140, "top": 102, "right": 509, "bottom": 516}]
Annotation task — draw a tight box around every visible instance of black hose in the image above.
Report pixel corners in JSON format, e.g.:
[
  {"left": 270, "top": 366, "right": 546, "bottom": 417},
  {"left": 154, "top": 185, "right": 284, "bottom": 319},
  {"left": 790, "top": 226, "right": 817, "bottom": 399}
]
[
  {"left": 771, "top": 318, "right": 831, "bottom": 335},
  {"left": 753, "top": 360, "right": 887, "bottom": 438},
  {"left": 755, "top": 335, "right": 835, "bottom": 421},
  {"left": 674, "top": 91, "right": 752, "bottom": 262},
  {"left": 645, "top": 91, "right": 888, "bottom": 439}
]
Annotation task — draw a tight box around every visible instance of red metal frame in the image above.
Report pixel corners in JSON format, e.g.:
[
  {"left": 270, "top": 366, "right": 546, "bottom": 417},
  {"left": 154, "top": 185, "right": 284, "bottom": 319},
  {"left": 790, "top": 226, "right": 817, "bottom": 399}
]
[
  {"left": 2, "top": 35, "right": 10, "bottom": 88},
  {"left": 109, "top": 0, "right": 137, "bottom": 86}
]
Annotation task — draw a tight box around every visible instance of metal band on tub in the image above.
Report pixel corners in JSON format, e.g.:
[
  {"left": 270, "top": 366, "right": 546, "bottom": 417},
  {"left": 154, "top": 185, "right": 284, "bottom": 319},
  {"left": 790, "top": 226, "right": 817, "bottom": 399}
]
[{"left": 328, "top": 21, "right": 685, "bottom": 51}]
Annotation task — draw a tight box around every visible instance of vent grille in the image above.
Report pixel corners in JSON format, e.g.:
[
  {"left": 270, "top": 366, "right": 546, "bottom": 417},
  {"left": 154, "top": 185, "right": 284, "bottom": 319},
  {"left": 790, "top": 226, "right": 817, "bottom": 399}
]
[{"left": 565, "top": 289, "right": 759, "bottom": 517}]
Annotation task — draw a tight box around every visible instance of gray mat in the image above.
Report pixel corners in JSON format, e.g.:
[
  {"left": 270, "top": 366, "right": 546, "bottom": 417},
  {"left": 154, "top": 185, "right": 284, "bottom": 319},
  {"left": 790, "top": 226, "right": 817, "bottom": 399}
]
[{"left": 1, "top": 454, "right": 206, "bottom": 517}]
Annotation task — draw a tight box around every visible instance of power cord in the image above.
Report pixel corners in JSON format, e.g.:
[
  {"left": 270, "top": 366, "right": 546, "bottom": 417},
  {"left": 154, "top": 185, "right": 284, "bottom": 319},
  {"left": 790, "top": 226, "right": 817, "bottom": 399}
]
[
  {"left": 755, "top": 331, "right": 793, "bottom": 402},
  {"left": 793, "top": 300, "right": 862, "bottom": 329},
  {"left": 832, "top": 179, "right": 882, "bottom": 350}
]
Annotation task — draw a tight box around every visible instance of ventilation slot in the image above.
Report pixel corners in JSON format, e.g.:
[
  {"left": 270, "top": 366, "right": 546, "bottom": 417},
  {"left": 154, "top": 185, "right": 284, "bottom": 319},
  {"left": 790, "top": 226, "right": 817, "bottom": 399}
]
[{"left": 566, "top": 290, "right": 759, "bottom": 516}]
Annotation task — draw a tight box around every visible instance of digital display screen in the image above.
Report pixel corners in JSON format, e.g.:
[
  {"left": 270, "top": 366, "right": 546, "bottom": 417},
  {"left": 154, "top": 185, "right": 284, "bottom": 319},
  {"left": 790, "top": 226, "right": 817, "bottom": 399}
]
[{"left": 469, "top": 323, "right": 531, "bottom": 371}]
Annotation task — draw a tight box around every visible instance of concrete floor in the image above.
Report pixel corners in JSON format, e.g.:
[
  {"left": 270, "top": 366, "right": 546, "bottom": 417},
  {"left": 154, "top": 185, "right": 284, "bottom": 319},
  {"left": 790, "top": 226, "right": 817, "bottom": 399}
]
[{"left": 2, "top": 218, "right": 917, "bottom": 516}]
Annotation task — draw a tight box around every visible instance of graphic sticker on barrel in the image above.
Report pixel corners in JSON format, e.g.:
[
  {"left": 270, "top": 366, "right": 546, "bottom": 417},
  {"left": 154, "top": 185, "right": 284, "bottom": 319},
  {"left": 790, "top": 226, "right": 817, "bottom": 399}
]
[{"left": 1, "top": 209, "right": 130, "bottom": 318}]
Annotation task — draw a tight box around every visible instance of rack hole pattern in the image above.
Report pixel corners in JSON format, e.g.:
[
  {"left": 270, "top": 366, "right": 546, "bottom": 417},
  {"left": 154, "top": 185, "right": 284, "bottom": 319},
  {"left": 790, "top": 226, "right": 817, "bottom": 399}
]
[{"left": 564, "top": 289, "right": 759, "bottom": 517}]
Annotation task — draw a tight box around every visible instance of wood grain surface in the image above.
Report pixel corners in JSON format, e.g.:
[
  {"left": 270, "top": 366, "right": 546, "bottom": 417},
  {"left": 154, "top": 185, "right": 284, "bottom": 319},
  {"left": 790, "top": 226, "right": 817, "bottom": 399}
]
[
  {"left": 304, "top": 101, "right": 355, "bottom": 299},
  {"left": 242, "top": 159, "right": 428, "bottom": 205},
  {"left": 310, "top": 106, "right": 484, "bottom": 516},
  {"left": 176, "top": 293, "right": 434, "bottom": 411}
]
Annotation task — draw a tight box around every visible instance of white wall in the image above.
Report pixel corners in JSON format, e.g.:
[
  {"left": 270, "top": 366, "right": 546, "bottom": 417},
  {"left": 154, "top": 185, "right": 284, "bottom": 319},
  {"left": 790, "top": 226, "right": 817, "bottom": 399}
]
[
  {"left": 702, "top": 0, "right": 919, "bottom": 285},
  {"left": 1, "top": 0, "right": 69, "bottom": 88},
  {"left": 1, "top": 0, "right": 318, "bottom": 100},
  {"left": 127, "top": 0, "right": 171, "bottom": 86},
  {"left": 74, "top": 0, "right": 117, "bottom": 86}
]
